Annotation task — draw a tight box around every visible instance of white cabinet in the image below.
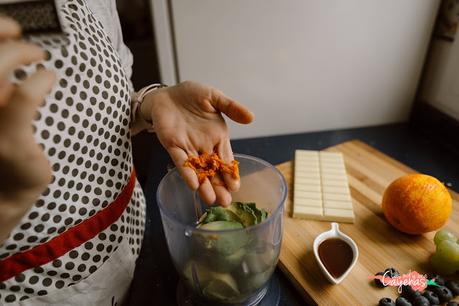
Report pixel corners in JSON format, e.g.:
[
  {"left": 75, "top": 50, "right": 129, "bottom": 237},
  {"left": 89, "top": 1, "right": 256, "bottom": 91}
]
[
  {"left": 420, "top": 32, "right": 459, "bottom": 120},
  {"left": 152, "top": 0, "right": 439, "bottom": 139}
]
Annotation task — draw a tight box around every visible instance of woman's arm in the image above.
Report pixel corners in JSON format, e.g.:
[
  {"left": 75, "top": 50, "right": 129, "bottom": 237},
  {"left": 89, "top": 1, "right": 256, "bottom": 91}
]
[
  {"left": 134, "top": 81, "right": 254, "bottom": 206},
  {"left": 0, "top": 17, "right": 56, "bottom": 243}
]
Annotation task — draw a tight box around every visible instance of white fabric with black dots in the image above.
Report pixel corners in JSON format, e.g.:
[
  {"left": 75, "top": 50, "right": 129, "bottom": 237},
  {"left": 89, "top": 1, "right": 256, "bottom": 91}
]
[{"left": 0, "top": 0, "right": 146, "bottom": 304}]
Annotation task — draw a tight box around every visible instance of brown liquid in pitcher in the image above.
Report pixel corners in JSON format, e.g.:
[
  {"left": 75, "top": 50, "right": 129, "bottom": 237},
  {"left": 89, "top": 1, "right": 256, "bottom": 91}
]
[{"left": 318, "top": 238, "right": 353, "bottom": 278}]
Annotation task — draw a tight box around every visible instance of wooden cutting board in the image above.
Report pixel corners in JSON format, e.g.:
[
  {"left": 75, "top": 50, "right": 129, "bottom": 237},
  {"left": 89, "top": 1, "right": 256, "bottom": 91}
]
[{"left": 276, "top": 140, "right": 459, "bottom": 305}]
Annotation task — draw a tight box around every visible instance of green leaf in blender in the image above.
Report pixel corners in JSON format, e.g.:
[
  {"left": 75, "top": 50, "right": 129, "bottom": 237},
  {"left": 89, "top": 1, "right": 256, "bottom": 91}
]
[{"left": 247, "top": 203, "right": 268, "bottom": 224}]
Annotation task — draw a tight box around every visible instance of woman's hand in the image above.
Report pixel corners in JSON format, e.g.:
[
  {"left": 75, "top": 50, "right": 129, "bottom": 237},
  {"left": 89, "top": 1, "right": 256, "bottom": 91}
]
[
  {"left": 0, "top": 17, "right": 56, "bottom": 241},
  {"left": 141, "top": 81, "right": 254, "bottom": 206}
]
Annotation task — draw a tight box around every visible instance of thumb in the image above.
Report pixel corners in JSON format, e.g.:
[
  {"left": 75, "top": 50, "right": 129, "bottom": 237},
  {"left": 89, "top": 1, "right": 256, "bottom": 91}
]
[
  {"left": 0, "top": 16, "right": 21, "bottom": 40},
  {"left": 211, "top": 90, "right": 254, "bottom": 124}
]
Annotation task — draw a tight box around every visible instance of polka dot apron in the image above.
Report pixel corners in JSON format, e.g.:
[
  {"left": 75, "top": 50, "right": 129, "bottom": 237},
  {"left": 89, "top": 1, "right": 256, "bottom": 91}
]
[{"left": 0, "top": 0, "right": 146, "bottom": 304}]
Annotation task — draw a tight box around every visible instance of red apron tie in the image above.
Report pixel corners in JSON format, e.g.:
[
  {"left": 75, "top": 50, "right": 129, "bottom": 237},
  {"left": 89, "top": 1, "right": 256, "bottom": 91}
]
[{"left": 0, "top": 169, "right": 137, "bottom": 282}]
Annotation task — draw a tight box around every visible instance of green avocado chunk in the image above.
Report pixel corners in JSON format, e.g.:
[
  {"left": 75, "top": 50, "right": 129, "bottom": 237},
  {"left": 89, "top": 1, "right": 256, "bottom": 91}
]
[
  {"left": 226, "top": 202, "right": 257, "bottom": 227},
  {"left": 199, "top": 246, "right": 246, "bottom": 273},
  {"left": 188, "top": 202, "right": 272, "bottom": 302},
  {"left": 199, "top": 220, "right": 243, "bottom": 231},
  {"left": 196, "top": 221, "right": 248, "bottom": 255},
  {"left": 183, "top": 260, "right": 239, "bottom": 298},
  {"left": 199, "top": 202, "right": 269, "bottom": 227},
  {"left": 203, "top": 278, "right": 239, "bottom": 301}
]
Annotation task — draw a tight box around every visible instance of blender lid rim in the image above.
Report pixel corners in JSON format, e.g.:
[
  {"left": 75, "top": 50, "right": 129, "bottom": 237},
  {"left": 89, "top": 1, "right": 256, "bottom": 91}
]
[{"left": 156, "top": 153, "right": 288, "bottom": 234}]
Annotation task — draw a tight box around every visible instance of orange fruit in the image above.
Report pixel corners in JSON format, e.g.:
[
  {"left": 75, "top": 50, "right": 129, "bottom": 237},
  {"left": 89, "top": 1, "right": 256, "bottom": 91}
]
[{"left": 382, "top": 174, "right": 452, "bottom": 235}]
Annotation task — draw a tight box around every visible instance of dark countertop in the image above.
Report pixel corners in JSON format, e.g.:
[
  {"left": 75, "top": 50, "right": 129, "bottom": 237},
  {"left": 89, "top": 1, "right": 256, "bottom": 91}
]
[{"left": 126, "top": 122, "right": 459, "bottom": 306}]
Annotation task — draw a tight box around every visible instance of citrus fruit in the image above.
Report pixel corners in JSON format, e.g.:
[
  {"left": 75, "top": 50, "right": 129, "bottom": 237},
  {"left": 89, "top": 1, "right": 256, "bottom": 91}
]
[{"left": 382, "top": 174, "right": 452, "bottom": 235}]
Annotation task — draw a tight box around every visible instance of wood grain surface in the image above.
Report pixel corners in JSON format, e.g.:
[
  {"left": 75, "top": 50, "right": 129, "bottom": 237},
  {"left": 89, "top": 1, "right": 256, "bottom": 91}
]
[{"left": 276, "top": 140, "right": 459, "bottom": 305}]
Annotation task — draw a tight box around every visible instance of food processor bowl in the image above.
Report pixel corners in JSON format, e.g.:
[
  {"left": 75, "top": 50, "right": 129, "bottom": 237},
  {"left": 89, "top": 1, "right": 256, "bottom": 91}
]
[{"left": 157, "top": 154, "right": 287, "bottom": 305}]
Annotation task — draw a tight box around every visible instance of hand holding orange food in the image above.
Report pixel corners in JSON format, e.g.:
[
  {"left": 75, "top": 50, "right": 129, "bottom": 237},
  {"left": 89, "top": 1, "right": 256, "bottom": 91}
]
[
  {"left": 141, "top": 81, "right": 254, "bottom": 205},
  {"left": 184, "top": 151, "right": 239, "bottom": 183}
]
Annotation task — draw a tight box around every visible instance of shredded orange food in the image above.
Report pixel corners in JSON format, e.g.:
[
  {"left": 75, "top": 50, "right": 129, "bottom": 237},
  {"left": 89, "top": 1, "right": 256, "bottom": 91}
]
[{"left": 184, "top": 152, "right": 239, "bottom": 184}]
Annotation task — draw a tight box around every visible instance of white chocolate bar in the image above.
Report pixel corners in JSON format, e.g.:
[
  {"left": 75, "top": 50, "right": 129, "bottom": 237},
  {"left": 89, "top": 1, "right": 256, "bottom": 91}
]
[
  {"left": 324, "top": 200, "right": 352, "bottom": 209},
  {"left": 292, "top": 205, "right": 323, "bottom": 219},
  {"left": 294, "top": 183, "right": 321, "bottom": 192},
  {"left": 294, "top": 198, "right": 322, "bottom": 207},
  {"left": 322, "top": 185, "right": 350, "bottom": 195},
  {"left": 292, "top": 150, "right": 354, "bottom": 223}
]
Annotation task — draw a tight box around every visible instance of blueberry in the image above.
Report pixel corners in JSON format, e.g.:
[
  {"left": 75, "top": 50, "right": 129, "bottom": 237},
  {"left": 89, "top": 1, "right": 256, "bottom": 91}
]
[
  {"left": 379, "top": 297, "right": 396, "bottom": 306},
  {"left": 446, "top": 301, "right": 458, "bottom": 306},
  {"left": 401, "top": 285, "right": 421, "bottom": 301},
  {"left": 429, "top": 285, "right": 453, "bottom": 303},
  {"left": 374, "top": 271, "right": 387, "bottom": 288},
  {"left": 425, "top": 273, "right": 445, "bottom": 286},
  {"left": 396, "top": 296, "right": 413, "bottom": 306},
  {"left": 412, "top": 295, "right": 430, "bottom": 306},
  {"left": 384, "top": 267, "right": 400, "bottom": 278},
  {"left": 422, "top": 290, "right": 440, "bottom": 305},
  {"left": 445, "top": 280, "right": 459, "bottom": 296}
]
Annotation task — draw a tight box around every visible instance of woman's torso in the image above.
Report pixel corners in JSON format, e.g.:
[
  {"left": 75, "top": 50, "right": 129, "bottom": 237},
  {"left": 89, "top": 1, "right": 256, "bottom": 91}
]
[{"left": 0, "top": 1, "right": 145, "bottom": 304}]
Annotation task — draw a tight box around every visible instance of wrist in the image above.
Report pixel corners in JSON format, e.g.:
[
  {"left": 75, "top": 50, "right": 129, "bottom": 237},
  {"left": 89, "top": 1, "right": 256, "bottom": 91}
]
[{"left": 131, "top": 84, "right": 167, "bottom": 134}]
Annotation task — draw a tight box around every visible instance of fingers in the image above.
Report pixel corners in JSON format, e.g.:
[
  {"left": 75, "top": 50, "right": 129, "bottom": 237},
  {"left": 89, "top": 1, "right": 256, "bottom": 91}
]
[
  {"left": 0, "top": 41, "right": 45, "bottom": 76},
  {"left": 198, "top": 178, "right": 216, "bottom": 205},
  {"left": 0, "top": 17, "right": 21, "bottom": 40},
  {"left": 210, "top": 175, "right": 232, "bottom": 206},
  {"left": 11, "top": 69, "right": 56, "bottom": 123},
  {"left": 167, "top": 147, "right": 200, "bottom": 190},
  {"left": 198, "top": 176, "right": 232, "bottom": 206},
  {"left": 0, "top": 81, "right": 14, "bottom": 107},
  {"left": 168, "top": 147, "right": 228, "bottom": 205},
  {"left": 218, "top": 140, "right": 240, "bottom": 192},
  {"left": 211, "top": 89, "right": 254, "bottom": 124},
  {"left": 0, "top": 41, "right": 46, "bottom": 106}
]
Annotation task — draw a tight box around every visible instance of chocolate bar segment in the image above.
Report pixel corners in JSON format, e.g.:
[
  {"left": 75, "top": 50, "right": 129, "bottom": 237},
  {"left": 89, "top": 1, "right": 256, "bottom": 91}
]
[{"left": 293, "top": 150, "right": 354, "bottom": 223}]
